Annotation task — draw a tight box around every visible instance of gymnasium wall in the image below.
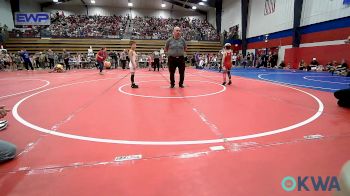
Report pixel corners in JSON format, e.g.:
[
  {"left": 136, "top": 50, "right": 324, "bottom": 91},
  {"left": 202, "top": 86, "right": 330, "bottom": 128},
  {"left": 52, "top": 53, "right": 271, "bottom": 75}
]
[
  {"left": 301, "top": 0, "right": 350, "bottom": 27},
  {"left": 0, "top": 0, "right": 46, "bottom": 30},
  {"left": 299, "top": 17, "right": 350, "bottom": 44},
  {"left": 245, "top": 0, "right": 350, "bottom": 41},
  {"left": 241, "top": 0, "right": 350, "bottom": 68},
  {"left": 284, "top": 16, "right": 350, "bottom": 68},
  {"left": 245, "top": 0, "right": 350, "bottom": 46},
  {"left": 246, "top": 0, "right": 294, "bottom": 38},
  {"left": 0, "top": 0, "right": 14, "bottom": 30},
  {"left": 19, "top": 0, "right": 41, "bottom": 13},
  {"left": 44, "top": 5, "right": 205, "bottom": 19},
  {"left": 242, "top": 0, "right": 295, "bottom": 65},
  {"left": 221, "top": 0, "right": 241, "bottom": 34}
]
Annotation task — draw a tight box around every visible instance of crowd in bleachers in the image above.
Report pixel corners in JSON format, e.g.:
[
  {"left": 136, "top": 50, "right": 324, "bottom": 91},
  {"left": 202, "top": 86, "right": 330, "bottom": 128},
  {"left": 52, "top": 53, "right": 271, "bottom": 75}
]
[
  {"left": 223, "top": 25, "right": 239, "bottom": 40},
  {"left": 49, "top": 14, "right": 128, "bottom": 38},
  {"left": 8, "top": 13, "right": 219, "bottom": 41},
  {"left": 131, "top": 16, "right": 219, "bottom": 41}
]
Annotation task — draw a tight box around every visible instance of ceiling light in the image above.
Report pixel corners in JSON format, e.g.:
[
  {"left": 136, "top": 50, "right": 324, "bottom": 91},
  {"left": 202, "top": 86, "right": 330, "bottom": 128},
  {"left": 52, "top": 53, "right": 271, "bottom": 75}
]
[
  {"left": 202, "top": 0, "right": 207, "bottom": 2},
  {"left": 53, "top": 0, "right": 58, "bottom": 2},
  {"left": 161, "top": 3, "right": 166, "bottom": 7},
  {"left": 128, "top": 2, "right": 133, "bottom": 6},
  {"left": 198, "top": 2, "right": 204, "bottom": 5},
  {"left": 91, "top": 0, "right": 95, "bottom": 4},
  {"left": 192, "top": 6, "right": 197, "bottom": 10}
]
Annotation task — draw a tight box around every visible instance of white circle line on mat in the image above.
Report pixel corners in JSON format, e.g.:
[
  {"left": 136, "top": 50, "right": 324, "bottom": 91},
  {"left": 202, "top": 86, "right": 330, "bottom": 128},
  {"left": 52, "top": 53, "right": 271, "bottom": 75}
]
[
  {"left": 258, "top": 73, "right": 340, "bottom": 91},
  {"left": 303, "top": 76, "right": 350, "bottom": 85},
  {"left": 0, "top": 79, "right": 50, "bottom": 99},
  {"left": 12, "top": 76, "right": 324, "bottom": 145},
  {"left": 118, "top": 80, "right": 226, "bottom": 98}
]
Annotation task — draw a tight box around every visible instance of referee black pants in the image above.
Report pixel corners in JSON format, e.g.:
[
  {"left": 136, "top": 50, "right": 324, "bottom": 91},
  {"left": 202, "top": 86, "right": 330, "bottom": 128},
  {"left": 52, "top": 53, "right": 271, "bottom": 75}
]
[{"left": 168, "top": 56, "right": 185, "bottom": 86}]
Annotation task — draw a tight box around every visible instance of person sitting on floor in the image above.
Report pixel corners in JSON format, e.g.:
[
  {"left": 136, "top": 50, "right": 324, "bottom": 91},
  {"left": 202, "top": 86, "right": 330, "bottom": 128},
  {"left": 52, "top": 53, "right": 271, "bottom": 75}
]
[
  {"left": 308, "top": 57, "right": 319, "bottom": 71},
  {"left": 298, "top": 59, "right": 306, "bottom": 70},
  {"left": 316, "top": 64, "right": 325, "bottom": 72},
  {"left": 325, "top": 61, "right": 336, "bottom": 75},
  {"left": 0, "top": 105, "right": 17, "bottom": 163},
  {"left": 335, "top": 59, "right": 349, "bottom": 76},
  {"left": 285, "top": 63, "right": 291, "bottom": 69},
  {"left": 49, "top": 63, "right": 65, "bottom": 73},
  {"left": 277, "top": 61, "right": 286, "bottom": 69}
]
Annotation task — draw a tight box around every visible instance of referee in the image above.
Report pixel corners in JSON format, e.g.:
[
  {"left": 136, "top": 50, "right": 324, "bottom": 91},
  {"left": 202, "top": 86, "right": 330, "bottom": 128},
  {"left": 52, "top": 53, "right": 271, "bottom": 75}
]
[{"left": 165, "top": 26, "right": 187, "bottom": 88}]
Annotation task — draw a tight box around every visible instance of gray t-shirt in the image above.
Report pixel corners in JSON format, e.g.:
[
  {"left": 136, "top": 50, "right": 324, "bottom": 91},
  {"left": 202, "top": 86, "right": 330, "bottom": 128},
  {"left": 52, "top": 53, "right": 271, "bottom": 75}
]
[
  {"left": 120, "top": 52, "right": 126, "bottom": 60},
  {"left": 63, "top": 52, "right": 70, "bottom": 59},
  {"left": 153, "top": 51, "right": 160, "bottom": 58},
  {"left": 165, "top": 37, "right": 187, "bottom": 57},
  {"left": 47, "top": 51, "right": 54, "bottom": 59}
]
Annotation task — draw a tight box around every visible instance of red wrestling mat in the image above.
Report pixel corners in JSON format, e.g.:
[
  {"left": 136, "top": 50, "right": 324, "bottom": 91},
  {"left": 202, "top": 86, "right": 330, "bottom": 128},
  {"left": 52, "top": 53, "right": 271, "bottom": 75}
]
[{"left": 0, "top": 68, "right": 349, "bottom": 196}]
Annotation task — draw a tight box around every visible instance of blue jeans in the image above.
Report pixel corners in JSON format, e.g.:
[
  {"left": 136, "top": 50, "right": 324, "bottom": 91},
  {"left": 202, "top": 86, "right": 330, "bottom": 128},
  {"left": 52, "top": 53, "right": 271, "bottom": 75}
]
[
  {"left": 97, "top": 61, "right": 104, "bottom": 72},
  {"left": 0, "top": 140, "right": 16, "bottom": 163}
]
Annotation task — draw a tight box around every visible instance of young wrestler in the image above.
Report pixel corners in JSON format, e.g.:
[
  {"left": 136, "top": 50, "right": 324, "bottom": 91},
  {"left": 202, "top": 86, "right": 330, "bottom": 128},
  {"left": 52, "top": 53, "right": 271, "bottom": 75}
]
[
  {"left": 49, "top": 63, "right": 65, "bottom": 73},
  {"left": 128, "top": 41, "right": 139, "bottom": 88},
  {"left": 222, "top": 43, "right": 233, "bottom": 85}
]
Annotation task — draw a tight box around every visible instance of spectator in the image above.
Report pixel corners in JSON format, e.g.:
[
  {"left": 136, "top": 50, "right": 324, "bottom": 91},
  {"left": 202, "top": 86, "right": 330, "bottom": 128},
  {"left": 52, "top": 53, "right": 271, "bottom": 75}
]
[
  {"left": 153, "top": 50, "right": 160, "bottom": 71},
  {"left": 20, "top": 49, "right": 34, "bottom": 70},
  {"left": 47, "top": 49, "right": 55, "bottom": 69},
  {"left": 0, "top": 105, "right": 17, "bottom": 163},
  {"left": 308, "top": 57, "right": 319, "bottom": 71},
  {"left": 96, "top": 47, "right": 107, "bottom": 75},
  {"left": 277, "top": 61, "right": 286, "bottom": 69},
  {"left": 15, "top": 15, "right": 220, "bottom": 41},
  {"left": 270, "top": 52, "right": 278, "bottom": 68},
  {"left": 62, "top": 49, "right": 70, "bottom": 70},
  {"left": 120, "top": 50, "right": 127, "bottom": 70},
  {"left": 39, "top": 52, "right": 47, "bottom": 69},
  {"left": 335, "top": 59, "right": 349, "bottom": 76}
]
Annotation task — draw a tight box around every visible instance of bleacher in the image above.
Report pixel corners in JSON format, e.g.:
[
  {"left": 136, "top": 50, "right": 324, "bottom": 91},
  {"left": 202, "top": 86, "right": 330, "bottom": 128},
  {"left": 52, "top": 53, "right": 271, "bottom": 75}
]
[{"left": 5, "top": 38, "right": 222, "bottom": 56}]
